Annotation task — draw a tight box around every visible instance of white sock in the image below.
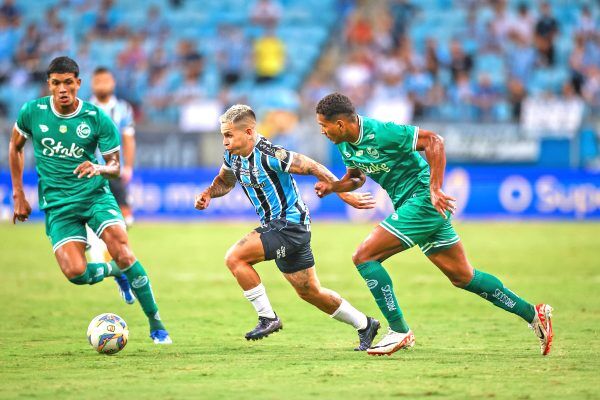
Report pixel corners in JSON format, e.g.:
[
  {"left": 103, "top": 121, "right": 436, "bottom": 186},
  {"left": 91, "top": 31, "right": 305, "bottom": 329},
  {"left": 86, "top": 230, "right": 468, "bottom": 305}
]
[
  {"left": 85, "top": 225, "right": 108, "bottom": 263},
  {"left": 331, "top": 299, "right": 368, "bottom": 330},
  {"left": 243, "top": 283, "right": 276, "bottom": 319}
]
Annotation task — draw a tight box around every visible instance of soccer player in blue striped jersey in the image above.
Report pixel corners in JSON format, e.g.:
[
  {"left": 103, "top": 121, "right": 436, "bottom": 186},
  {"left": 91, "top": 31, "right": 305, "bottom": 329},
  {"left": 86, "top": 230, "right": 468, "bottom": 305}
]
[{"left": 195, "top": 104, "right": 381, "bottom": 350}]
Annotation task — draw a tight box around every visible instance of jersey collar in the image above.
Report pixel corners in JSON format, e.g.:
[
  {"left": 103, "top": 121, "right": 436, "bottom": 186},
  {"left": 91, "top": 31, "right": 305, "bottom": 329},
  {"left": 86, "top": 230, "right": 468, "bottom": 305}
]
[
  {"left": 50, "top": 96, "right": 83, "bottom": 119},
  {"left": 351, "top": 115, "right": 364, "bottom": 146}
]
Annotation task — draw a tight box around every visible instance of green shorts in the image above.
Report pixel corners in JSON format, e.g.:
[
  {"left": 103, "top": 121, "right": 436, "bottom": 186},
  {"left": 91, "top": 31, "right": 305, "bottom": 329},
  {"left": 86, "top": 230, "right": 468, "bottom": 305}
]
[
  {"left": 380, "top": 190, "right": 460, "bottom": 256},
  {"left": 44, "top": 193, "right": 125, "bottom": 252}
]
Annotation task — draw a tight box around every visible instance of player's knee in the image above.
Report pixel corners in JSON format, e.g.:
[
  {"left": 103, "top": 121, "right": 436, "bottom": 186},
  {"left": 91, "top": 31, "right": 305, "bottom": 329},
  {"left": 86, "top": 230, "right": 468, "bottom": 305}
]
[
  {"left": 449, "top": 270, "right": 473, "bottom": 288},
  {"left": 62, "top": 260, "right": 87, "bottom": 280},
  {"left": 224, "top": 251, "right": 242, "bottom": 272},
  {"left": 352, "top": 248, "right": 371, "bottom": 266},
  {"left": 111, "top": 246, "right": 136, "bottom": 269}
]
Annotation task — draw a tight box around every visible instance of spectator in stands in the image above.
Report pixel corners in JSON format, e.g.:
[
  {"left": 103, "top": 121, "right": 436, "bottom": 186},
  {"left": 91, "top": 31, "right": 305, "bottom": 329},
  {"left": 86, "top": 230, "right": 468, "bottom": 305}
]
[
  {"left": 142, "top": 5, "right": 169, "bottom": 41},
  {"left": 582, "top": 66, "right": 600, "bottom": 109},
  {"left": 215, "top": 25, "right": 249, "bottom": 87},
  {"left": 448, "top": 39, "right": 473, "bottom": 81},
  {"left": 144, "top": 67, "right": 173, "bottom": 122},
  {"left": 250, "top": 0, "right": 282, "bottom": 29},
  {"left": 479, "top": 20, "right": 503, "bottom": 53},
  {"left": 389, "top": 0, "right": 417, "bottom": 39},
  {"left": 490, "top": 0, "right": 513, "bottom": 48},
  {"left": 507, "top": 78, "right": 526, "bottom": 121},
  {"left": 0, "top": 0, "right": 19, "bottom": 27},
  {"left": 424, "top": 38, "right": 440, "bottom": 79},
  {"left": 0, "top": 14, "right": 17, "bottom": 84},
  {"left": 448, "top": 71, "right": 475, "bottom": 120},
  {"left": 345, "top": 8, "right": 373, "bottom": 48},
  {"left": 534, "top": 2, "right": 559, "bottom": 66},
  {"left": 40, "top": 21, "right": 73, "bottom": 62},
  {"left": 575, "top": 5, "right": 597, "bottom": 41},
  {"left": 147, "top": 42, "right": 170, "bottom": 76},
  {"left": 173, "top": 65, "right": 205, "bottom": 107},
  {"left": 473, "top": 73, "right": 500, "bottom": 121},
  {"left": 88, "top": 0, "right": 125, "bottom": 40},
  {"left": 405, "top": 63, "right": 434, "bottom": 118},
  {"left": 118, "top": 34, "right": 147, "bottom": 71},
  {"left": 510, "top": 2, "right": 535, "bottom": 44},
  {"left": 508, "top": 34, "right": 536, "bottom": 83},
  {"left": 175, "top": 39, "right": 203, "bottom": 71},
  {"left": 253, "top": 28, "right": 286, "bottom": 83}
]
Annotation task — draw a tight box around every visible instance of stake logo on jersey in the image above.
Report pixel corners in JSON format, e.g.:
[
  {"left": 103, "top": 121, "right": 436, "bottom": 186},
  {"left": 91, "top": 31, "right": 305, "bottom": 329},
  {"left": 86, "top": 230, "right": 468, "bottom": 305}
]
[
  {"left": 223, "top": 136, "right": 310, "bottom": 225},
  {"left": 14, "top": 96, "right": 121, "bottom": 210},
  {"left": 336, "top": 115, "right": 431, "bottom": 208}
]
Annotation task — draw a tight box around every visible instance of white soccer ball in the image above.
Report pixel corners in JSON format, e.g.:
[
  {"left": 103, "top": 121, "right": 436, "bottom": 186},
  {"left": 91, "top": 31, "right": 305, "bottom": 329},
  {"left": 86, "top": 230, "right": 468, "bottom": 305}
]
[{"left": 87, "top": 313, "right": 129, "bottom": 354}]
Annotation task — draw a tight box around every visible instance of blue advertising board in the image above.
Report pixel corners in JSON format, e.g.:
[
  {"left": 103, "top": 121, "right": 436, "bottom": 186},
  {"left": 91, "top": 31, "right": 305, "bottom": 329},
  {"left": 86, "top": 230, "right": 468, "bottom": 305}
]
[{"left": 1, "top": 167, "right": 600, "bottom": 221}]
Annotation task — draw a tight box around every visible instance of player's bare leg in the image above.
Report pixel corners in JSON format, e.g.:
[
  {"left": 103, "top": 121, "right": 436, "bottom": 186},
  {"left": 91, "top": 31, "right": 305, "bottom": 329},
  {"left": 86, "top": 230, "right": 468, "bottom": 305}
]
[
  {"left": 224, "top": 230, "right": 281, "bottom": 340},
  {"left": 427, "top": 242, "right": 553, "bottom": 355},
  {"left": 284, "top": 267, "right": 379, "bottom": 351},
  {"left": 102, "top": 225, "right": 171, "bottom": 344},
  {"left": 56, "top": 241, "right": 122, "bottom": 284},
  {"left": 352, "top": 226, "right": 415, "bottom": 355}
]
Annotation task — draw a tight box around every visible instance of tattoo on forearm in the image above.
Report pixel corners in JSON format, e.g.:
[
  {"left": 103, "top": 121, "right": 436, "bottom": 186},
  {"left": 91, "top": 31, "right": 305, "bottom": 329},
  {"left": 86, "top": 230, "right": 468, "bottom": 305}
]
[
  {"left": 208, "top": 170, "right": 236, "bottom": 197},
  {"left": 291, "top": 154, "right": 337, "bottom": 182}
]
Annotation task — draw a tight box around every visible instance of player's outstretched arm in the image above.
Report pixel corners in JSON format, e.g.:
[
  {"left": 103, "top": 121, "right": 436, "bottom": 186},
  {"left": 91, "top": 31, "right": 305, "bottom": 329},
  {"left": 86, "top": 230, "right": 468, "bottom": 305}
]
[
  {"left": 73, "top": 151, "right": 121, "bottom": 179},
  {"left": 9, "top": 128, "right": 32, "bottom": 223},
  {"left": 314, "top": 167, "right": 366, "bottom": 197},
  {"left": 415, "top": 129, "right": 456, "bottom": 218},
  {"left": 195, "top": 166, "right": 237, "bottom": 210},
  {"left": 289, "top": 153, "right": 374, "bottom": 209}
]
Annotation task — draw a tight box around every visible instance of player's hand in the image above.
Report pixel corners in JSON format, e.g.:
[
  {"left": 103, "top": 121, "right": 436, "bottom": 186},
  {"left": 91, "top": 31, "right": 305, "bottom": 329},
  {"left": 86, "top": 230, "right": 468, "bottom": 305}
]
[
  {"left": 430, "top": 188, "right": 456, "bottom": 219},
  {"left": 12, "top": 192, "right": 32, "bottom": 224},
  {"left": 314, "top": 181, "right": 334, "bottom": 198},
  {"left": 74, "top": 161, "right": 100, "bottom": 179},
  {"left": 121, "top": 166, "right": 133, "bottom": 184},
  {"left": 194, "top": 191, "right": 211, "bottom": 210},
  {"left": 338, "top": 192, "right": 376, "bottom": 209}
]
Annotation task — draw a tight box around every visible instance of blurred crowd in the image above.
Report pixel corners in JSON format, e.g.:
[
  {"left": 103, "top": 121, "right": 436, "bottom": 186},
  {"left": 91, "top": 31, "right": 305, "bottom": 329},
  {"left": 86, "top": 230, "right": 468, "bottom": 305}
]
[
  {"left": 0, "top": 0, "right": 292, "bottom": 125},
  {"left": 302, "top": 0, "right": 600, "bottom": 125},
  {"left": 0, "top": 0, "right": 598, "bottom": 131}
]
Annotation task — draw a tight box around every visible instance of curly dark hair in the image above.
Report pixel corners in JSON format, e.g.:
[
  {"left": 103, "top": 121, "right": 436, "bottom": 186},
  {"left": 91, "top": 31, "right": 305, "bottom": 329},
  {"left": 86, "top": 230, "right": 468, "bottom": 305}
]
[{"left": 316, "top": 93, "right": 356, "bottom": 121}]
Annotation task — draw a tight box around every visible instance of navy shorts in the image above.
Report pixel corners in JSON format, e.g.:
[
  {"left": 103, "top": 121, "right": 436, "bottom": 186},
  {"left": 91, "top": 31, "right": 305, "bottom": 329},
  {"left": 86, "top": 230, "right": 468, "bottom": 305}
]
[
  {"left": 255, "top": 219, "right": 314, "bottom": 274},
  {"left": 109, "top": 178, "right": 129, "bottom": 207}
]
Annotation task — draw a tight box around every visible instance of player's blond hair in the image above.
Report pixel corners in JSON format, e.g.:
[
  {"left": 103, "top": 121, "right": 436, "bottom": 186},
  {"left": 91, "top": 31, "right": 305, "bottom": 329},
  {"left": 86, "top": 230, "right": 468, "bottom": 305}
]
[{"left": 219, "top": 104, "right": 256, "bottom": 128}]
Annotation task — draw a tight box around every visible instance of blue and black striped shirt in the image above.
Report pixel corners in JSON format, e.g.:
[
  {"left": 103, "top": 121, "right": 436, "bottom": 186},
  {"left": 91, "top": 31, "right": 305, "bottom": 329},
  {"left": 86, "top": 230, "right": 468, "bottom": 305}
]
[{"left": 223, "top": 136, "right": 310, "bottom": 226}]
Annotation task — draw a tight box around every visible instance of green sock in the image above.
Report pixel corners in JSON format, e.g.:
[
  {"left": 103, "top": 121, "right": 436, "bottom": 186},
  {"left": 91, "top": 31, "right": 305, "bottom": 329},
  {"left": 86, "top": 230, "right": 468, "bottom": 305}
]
[
  {"left": 122, "top": 260, "right": 166, "bottom": 332},
  {"left": 357, "top": 261, "right": 410, "bottom": 333},
  {"left": 69, "top": 262, "right": 121, "bottom": 285},
  {"left": 463, "top": 269, "right": 535, "bottom": 323}
]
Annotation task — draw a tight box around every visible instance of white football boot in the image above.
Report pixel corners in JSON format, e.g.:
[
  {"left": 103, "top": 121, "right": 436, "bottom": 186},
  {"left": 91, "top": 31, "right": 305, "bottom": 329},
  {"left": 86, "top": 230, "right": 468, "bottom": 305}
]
[
  {"left": 529, "top": 304, "right": 554, "bottom": 356},
  {"left": 367, "top": 327, "right": 415, "bottom": 356}
]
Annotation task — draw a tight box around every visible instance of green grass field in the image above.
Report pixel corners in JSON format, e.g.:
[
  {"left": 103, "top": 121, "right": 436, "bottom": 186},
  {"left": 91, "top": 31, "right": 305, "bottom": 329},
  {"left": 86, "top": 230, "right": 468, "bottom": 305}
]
[{"left": 1, "top": 221, "right": 599, "bottom": 399}]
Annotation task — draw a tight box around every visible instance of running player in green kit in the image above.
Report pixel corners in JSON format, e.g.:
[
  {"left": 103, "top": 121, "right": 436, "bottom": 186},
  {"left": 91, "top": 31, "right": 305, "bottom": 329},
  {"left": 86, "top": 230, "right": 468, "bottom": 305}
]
[
  {"left": 8, "top": 56, "right": 171, "bottom": 344},
  {"left": 314, "top": 93, "right": 553, "bottom": 356}
]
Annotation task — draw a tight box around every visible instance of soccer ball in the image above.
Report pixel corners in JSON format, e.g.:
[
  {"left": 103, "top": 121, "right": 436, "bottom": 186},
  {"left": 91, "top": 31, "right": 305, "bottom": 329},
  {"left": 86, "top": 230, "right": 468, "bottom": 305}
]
[{"left": 87, "top": 313, "right": 129, "bottom": 355}]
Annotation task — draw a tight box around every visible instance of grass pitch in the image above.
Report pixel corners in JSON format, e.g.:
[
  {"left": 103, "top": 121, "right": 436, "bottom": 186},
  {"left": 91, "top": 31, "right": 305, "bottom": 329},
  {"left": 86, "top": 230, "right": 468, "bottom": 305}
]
[{"left": 1, "top": 221, "right": 599, "bottom": 399}]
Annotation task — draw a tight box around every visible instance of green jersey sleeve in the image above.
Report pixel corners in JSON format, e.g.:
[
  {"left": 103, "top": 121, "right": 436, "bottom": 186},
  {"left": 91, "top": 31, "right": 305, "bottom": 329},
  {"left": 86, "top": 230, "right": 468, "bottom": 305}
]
[
  {"left": 97, "top": 109, "right": 121, "bottom": 155},
  {"left": 15, "top": 101, "right": 33, "bottom": 139},
  {"left": 380, "top": 122, "right": 419, "bottom": 153}
]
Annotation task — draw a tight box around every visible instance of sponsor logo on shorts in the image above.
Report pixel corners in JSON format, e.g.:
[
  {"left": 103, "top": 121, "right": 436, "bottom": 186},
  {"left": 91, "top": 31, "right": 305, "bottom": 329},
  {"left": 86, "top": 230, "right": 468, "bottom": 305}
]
[
  {"left": 366, "top": 279, "right": 378, "bottom": 289},
  {"left": 479, "top": 292, "right": 488, "bottom": 299},
  {"left": 492, "top": 289, "right": 516, "bottom": 308},
  {"left": 381, "top": 285, "right": 397, "bottom": 311},
  {"left": 276, "top": 246, "right": 286, "bottom": 259},
  {"left": 131, "top": 276, "right": 148, "bottom": 289}
]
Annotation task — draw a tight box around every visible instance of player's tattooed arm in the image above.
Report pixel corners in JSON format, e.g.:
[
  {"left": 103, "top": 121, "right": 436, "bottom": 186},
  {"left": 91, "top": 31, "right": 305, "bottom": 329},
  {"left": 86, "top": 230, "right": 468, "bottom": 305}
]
[
  {"left": 9, "top": 128, "right": 32, "bottom": 223},
  {"left": 195, "top": 166, "right": 237, "bottom": 210},
  {"left": 73, "top": 151, "right": 120, "bottom": 179},
  {"left": 416, "top": 129, "right": 456, "bottom": 218},
  {"left": 288, "top": 152, "right": 338, "bottom": 182},
  {"left": 289, "top": 154, "right": 375, "bottom": 209}
]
